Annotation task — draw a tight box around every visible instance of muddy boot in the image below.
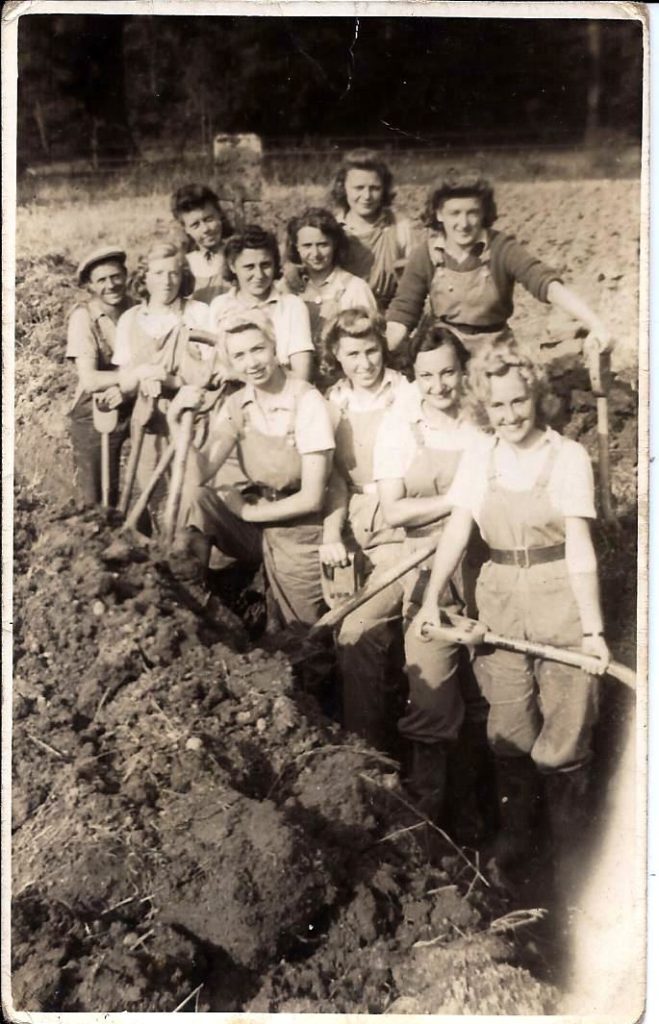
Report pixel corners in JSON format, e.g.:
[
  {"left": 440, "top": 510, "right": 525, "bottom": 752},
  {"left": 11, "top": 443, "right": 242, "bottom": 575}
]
[
  {"left": 168, "top": 527, "right": 212, "bottom": 585},
  {"left": 446, "top": 718, "right": 493, "bottom": 847},
  {"left": 407, "top": 741, "right": 449, "bottom": 824},
  {"left": 489, "top": 755, "right": 539, "bottom": 874},
  {"left": 544, "top": 766, "right": 593, "bottom": 908}
]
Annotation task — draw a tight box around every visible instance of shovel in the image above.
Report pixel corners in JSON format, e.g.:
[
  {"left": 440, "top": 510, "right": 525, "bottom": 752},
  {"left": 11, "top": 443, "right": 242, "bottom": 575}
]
[
  {"left": 92, "top": 392, "right": 120, "bottom": 507},
  {"left": 420, "top": 611, "right": 635, "bottom": 690},
  {"left": 585, "top": 340, "right": 616, "bottom": 523},
  {"left": 118, "top": 393, "right": 155, "bottom": 517},
  {"left": 163, "top": 409, "right": 195, "bottom": 547},
  {"left": 121, "top": 440, "right": 176, "bottom": 534}
]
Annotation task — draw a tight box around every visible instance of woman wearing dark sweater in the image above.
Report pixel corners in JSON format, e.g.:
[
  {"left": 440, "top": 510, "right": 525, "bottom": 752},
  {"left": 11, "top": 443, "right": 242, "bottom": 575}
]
[{"left": 385, "top": 171, "right": 611, "bottom": 359}]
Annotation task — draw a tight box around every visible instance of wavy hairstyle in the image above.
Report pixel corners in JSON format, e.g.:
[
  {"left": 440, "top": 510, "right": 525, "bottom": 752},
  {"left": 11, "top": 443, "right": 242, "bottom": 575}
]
[
  {"left": 223, "top": 225, "right": 281, "bottom": 283},
  {"left": 329, "top": 149, "right": 396, "bottom": 215},
  {"left": 421, "top": 170, "right": 498, "bottom": 231},
  {"left": 285, "top": 207, "right": 349, "bottom": 267},
  {"left": 320, "top": 307, "right": 389, "bottom": 385},
  {"left": 170, "top": 183, "right": 234, "bottom": 240},
  {"left": 409, "top": 318, "right": 470, "bottom": 371},
  {"left": 463, "top": 335, "right": 561, "bottom": 432},
  {"left": 128, "top": 241, "right": 193, "bottom": 303}
]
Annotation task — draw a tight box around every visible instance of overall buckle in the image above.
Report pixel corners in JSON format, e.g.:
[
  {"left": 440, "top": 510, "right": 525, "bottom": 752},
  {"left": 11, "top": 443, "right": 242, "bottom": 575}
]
[{"left": 513, "top": 548, "right": 531, "bottom": 569}]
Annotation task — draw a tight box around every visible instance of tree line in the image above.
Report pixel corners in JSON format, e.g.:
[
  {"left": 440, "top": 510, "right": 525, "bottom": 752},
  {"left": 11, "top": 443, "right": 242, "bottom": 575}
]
[{"left": 17, "top": 14, "right": 643, "bottom": 165}]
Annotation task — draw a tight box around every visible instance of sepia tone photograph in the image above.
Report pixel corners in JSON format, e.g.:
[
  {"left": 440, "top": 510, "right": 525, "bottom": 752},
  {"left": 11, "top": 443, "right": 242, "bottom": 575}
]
[{"left": 1, "top": 1, "right": 649, "bottom": 1020}]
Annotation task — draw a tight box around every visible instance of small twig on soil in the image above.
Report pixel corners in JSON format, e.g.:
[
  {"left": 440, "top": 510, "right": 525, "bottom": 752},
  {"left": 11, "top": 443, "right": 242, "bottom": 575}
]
[
  {"left": 24, "top": 731, "right": 71, "bottom": 761},
  {"left": 128, "top": 928, "right": 154, "bottom": 951},
  {"left": 426, "top": 884, "right": 457, "bottom": 895},
  {"left": 413, "top": 932, "right": 450, "bottom": 948},
  {"left": 489, "top": 908, "right": 548, "bottom": 933},
  {"left": 173, "top": 983, "right": 204, "bottom": 1013},
  {"left": 358, "top": 773, "right": 490, "bottom": 888},
  {"left": 377, "top": 821, "right": 428, "bottom": 843}
]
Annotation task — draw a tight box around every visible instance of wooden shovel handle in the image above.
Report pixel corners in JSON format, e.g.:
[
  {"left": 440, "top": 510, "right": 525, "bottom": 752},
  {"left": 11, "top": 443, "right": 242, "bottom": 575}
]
[
  {"left": 121, "top": 441, "right": 176, "bottom": 533},
  {"left": 163, "top": 410, "right": 195, "bottom": 546},
  {"left": 100, "top": 433, "right": 110, "bottom": 507},
  {"left": 311, "top": 534, "right": 441, "bottom": 633}
]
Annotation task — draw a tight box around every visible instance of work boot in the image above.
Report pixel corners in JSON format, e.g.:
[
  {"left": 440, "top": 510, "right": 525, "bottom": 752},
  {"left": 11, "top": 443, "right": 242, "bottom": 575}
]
[
  {"left": 489, "top": 755, "right": 539, "bottom": 873},
  {"left": 168, "top": 527, "right": 212, "bottom": 585},
  {"left": 407, "top": 741, "right": 449, "bottom": 824},
  {"left": 446, "top": 717, "right": 493, "bottom": 847},
  {"left": 544, "top": 765, "right": 593, "bottom": 904}
]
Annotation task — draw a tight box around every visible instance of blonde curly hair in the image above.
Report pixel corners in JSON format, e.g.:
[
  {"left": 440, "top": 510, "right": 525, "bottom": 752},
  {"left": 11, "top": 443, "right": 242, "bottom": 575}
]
[
  {"left": 464, "top": 336, "right": 561, "bottom": 432},
  {"left": 129, "top": 241, "right": 193, "bottom": 302}
]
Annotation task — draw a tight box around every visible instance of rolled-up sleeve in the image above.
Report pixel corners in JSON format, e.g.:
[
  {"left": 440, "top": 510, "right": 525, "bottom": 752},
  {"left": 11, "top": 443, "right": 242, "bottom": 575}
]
[
  {"left": 66, "top": 306, "right": 96, "bottom": 361},
  {"left": 295, "top": 391, "right": 335, "bottom": 453},
  {"left": 496, "top": 233, "right": 562, "bottom": 304}
]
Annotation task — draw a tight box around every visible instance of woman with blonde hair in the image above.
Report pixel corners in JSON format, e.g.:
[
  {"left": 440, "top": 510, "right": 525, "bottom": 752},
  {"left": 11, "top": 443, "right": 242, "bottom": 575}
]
[
  {"left": 415, "top": 335, "right": 608, "bottom": 877},
  {"left": 112, "top": 241, "right": 215, "bottom": 529}
]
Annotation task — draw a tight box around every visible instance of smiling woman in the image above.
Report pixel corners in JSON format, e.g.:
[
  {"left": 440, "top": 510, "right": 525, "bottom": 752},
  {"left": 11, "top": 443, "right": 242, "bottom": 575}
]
[
  {"left": 416, "top": 334, "right": 608, "bottom": 885},
  {"left": 169, "top": 311, "right": 335, "bottom": 632},
  {"left": 386, "top": 170, "right": 612, "bottom": 357},
  {"left": 209, "top": 225, "right": 315, "bottom": 381}
]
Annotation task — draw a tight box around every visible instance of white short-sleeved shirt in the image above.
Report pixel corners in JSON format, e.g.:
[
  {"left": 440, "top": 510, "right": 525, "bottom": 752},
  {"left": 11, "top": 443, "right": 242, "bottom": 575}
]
[
  {"left": 447, "top": 428, "right": 596, "bottom": 527},
  {"left": 372, "top": 383, "right": 481, "bottom": 481},
  {"left": 208, "top": 286, "right": 314, "bottom": 369},
  {"left": 112, "top": 299, "right": 211, "bottom": 366},
  {"left": 210, "top": 373, "right": 335, "bottom": 457},
  {"left": 326, "top": 368, "right": 412, "bottom": 427},
  {"left": 299, "top": 267, "right": 378, "bottom": 316}
]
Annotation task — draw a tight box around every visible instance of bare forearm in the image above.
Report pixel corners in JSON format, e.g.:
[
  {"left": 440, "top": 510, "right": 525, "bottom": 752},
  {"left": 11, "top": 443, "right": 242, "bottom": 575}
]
[
  {"left": 547, "top": 281, "right": 606, "bottom": 334},
  {"left": 79, "top": 368, "right": 123, "bottom": 393},
  {"left": 386, "top": 321, "right": 409, "bottom": 351},
  {"left": 423, "top": 510, "right": 473, "bottom": 605},
  {"left": 568, "top": 570, "right": 605, "bottom": 635},
  {"left": 244, "top": 489, "right": 324, "bottom": 524},
  {"left": 382, "top": 493, "right": 452, "bottom": 529}
]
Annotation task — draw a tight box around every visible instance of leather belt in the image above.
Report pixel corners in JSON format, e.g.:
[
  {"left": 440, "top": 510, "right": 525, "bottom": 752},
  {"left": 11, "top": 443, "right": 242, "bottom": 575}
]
[
  {"left": 489, "top": 543, "right": 566, "bottom": 568},
  {"left": 441, "top": 320, "right": 506, "bottom": 336}
]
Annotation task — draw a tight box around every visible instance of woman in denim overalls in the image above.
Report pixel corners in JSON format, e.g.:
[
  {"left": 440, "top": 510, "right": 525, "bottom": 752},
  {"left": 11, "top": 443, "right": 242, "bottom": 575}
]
[
  {"left": 417, "top": 337, "right": 609, "bottom": 883},
  {"left": 386, "top": 172, "right": 612, "bottom": 360}
]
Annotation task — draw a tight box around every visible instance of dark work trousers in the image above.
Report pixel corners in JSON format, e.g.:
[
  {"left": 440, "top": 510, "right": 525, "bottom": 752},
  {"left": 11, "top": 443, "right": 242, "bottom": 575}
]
[{"left": 69, "top": 406, "right": 131, "bottom": 507}]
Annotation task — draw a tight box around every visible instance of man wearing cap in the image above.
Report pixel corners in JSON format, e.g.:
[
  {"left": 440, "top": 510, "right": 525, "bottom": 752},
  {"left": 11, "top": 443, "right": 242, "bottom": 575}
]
[{"left": 66, "top": 246, "right": 164, "bottom": 505}]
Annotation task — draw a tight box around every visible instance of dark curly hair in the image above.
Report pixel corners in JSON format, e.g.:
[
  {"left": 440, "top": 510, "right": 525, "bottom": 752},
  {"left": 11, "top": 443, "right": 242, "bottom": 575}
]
[
  {"left": 421, "top": 170, "right": 498, "bottom": 231},
  {"left": 320, "top": 307, "right": 389, "bottom": 384},
  {"left": 463, "top": 335, "right": 561, "bottom": 432},
  {"left": 329, "top": 149, "right": 396, "bottom": 215},
  {"left": 285, "top": 207, "right": 349, "bottom": 268},
  {"left": 170, "top": 183, "right": 234, "bottom": 240},
  {"left": 128, "top": 242, "right": 194, "bottom": 303},
  {"left": 223, "top": 225, "right": 281, "bottom": 284},
  {"left": 409, "top": 318, "right": 470, "bottom": 370}
]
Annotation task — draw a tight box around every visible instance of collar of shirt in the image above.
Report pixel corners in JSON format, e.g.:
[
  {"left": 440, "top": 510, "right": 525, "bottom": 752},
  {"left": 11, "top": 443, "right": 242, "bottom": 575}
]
[
  {"left": 331, "top": 368, "right": 400, "bottom": 410},
  {"left": 228, "top": 285, "right": 280, "bottom": 310},
  {"left": 87, "top": 295, "right": 128, "bottom": 324},
  {"left": 429, "top": 228, "right": 491, "bottom": 268},
  {"left": 492, "top": 428, "right": 560, "bottom": 472},
  {"left": 237, "top": 372, "right": 298, "bottom": 415},
  {"left": 304, "top": 266, "right": 344, "bottom": 292}
]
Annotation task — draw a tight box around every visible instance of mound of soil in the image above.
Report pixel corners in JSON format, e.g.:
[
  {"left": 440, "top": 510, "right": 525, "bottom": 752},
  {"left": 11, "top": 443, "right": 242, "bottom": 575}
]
[{"left": 11, "top": 487, "right": 560, "bottom": 1014}]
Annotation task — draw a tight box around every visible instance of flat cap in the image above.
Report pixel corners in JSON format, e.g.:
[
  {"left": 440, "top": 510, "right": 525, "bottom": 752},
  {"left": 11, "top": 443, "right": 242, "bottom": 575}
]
[{"left": 77, "top": 246, "right": 127, "bottom": 286}]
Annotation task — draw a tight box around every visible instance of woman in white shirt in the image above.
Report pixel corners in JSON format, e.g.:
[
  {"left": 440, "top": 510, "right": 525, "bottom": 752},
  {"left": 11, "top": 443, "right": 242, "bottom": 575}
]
[
  {"left": 113, "top": 242, "right": 214, "bottom": 530},
  {"left": 319, "top": 308, "right": 411, "bottom": 752},
  {"left": 371, "top": 322, "right": 484, "bottom": 823},
  {"left": 416, "top": 336, "right": 608, "bottom": 878},
  {"left": 209, "top": 226, "right": 315, "bottom": 381}
]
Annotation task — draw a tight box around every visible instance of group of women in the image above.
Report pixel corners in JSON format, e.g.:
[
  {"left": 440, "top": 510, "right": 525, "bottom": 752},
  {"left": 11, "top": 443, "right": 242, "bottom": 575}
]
[{"left": 66, "top": 149, "right": 613, "bottom": 881}]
